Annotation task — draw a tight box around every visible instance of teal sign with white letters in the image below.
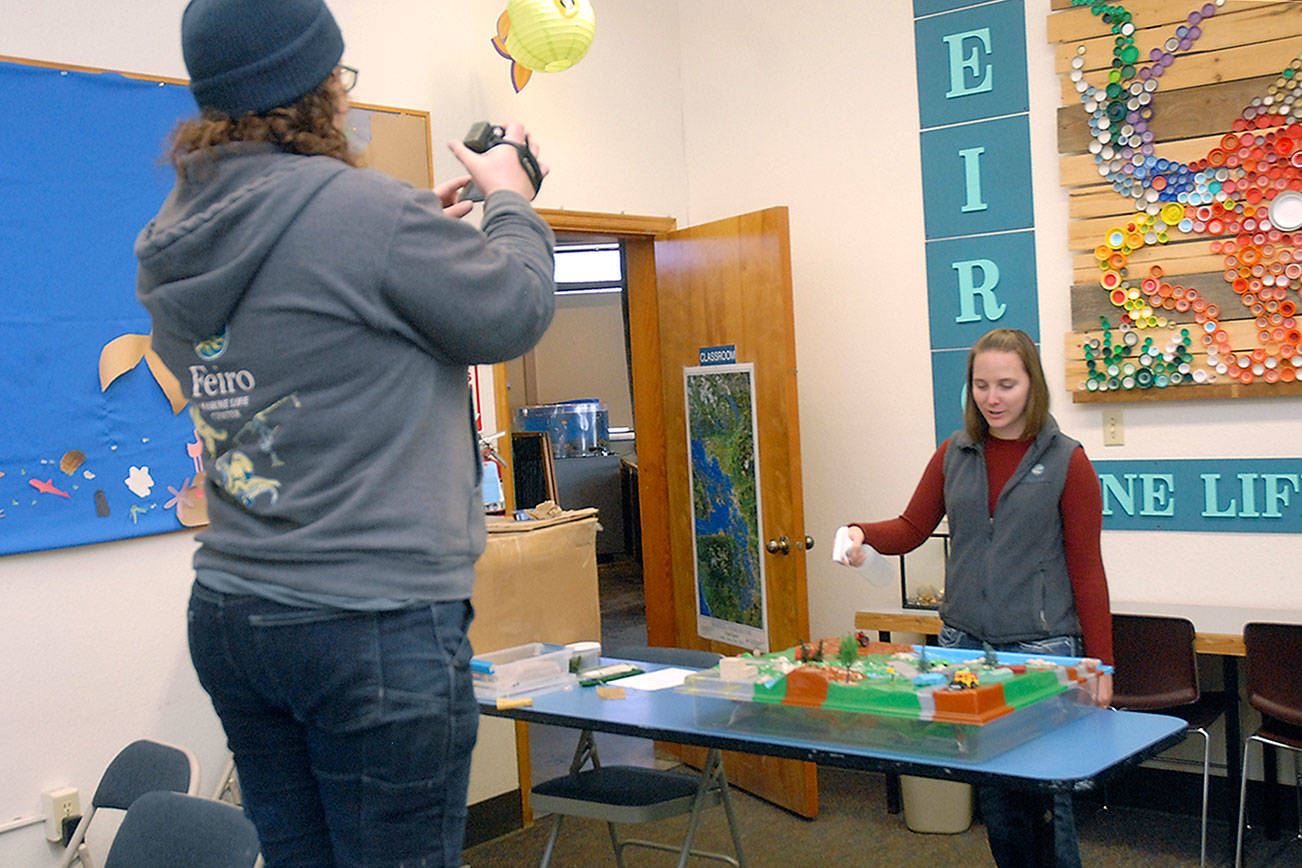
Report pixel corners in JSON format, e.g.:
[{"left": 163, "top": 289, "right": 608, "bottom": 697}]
[
  {"left": 913, "top": 0, "right": 1038, "bottom": 446},
  {"left": 1095, "top": 458, "right": 1302, "bottom": 532}
]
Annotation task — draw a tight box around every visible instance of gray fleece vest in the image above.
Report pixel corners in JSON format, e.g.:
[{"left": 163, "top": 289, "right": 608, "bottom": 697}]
[{"left": 939, "top": 417, "right": 1083, "bottom": 644}]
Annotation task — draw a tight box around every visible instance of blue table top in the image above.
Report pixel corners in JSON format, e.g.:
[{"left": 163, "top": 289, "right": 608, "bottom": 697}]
[{"left": 479, "top": 663, "right": 1186, "bottom": 792}]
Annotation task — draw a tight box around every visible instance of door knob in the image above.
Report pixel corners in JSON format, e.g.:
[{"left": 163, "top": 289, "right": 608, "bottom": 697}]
[
  {"left": 765, "top": 536, "right": 790, "bottom": 555},
  {"left": 801, "top": 536, "right": 814, "bottom": 551}
]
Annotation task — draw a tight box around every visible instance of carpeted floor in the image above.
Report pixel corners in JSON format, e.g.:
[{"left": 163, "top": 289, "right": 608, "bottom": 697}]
[
  {"left": 464, "top": 558, "right": 1301, "bottom": 867},
  {"left": 464, "top": 760, "right": 1300, "bottom": 867}
]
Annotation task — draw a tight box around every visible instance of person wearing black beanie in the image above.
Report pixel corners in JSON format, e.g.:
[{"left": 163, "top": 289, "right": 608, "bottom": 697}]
[{"left": 136, "top": 2, "right": 556, "bottom": 865}]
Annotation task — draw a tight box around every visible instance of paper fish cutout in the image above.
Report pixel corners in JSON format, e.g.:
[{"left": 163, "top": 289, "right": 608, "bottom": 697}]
[
  {"left": 60, "top": 449, "right": 86, "bottom": 475},
  {"left": 29, "top": 478, "right": 70, "bottom": 499},
  {"left": 492, "top": 10, "right": 533, "bottom": 93},
  {"left": 99, "top": 333, "right": 187, "bottom": 414},
  {"left": 164, "top": 471, "right": 209, "bottom": 528}
]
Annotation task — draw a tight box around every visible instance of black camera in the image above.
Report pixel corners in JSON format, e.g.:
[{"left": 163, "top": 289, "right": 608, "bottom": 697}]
[{"left": 458, "top": 122, "right": 543, "bottom": 202}]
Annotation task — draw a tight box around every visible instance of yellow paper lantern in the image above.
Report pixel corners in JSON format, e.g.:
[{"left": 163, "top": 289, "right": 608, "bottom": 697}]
[{"left": 504, "top": 0, "right": 596, "bottom": 73}]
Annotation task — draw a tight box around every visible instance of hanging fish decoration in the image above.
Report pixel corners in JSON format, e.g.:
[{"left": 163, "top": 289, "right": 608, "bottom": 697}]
[{"left": 491, "top": 0, "right": 597, "bottom": 93}]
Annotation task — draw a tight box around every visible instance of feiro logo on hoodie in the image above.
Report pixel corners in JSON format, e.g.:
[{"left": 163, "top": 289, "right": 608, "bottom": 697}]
[{"left": 192, "top": 331, "right": 255, "bottom": 420}]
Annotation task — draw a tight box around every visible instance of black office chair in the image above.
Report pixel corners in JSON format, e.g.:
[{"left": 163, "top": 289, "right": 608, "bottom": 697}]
[
  {"left": 103, "top": 791, "right": 260, "bottom": 868},
  {"left": 60, "top": 739, "right": 201, "bottom": 868},
  {"left": 1109, "top": 614, "right": 1229, "bottom": 867},
  {"left": 529, "top": 645, "right": 747, "bottom": 867},
  {"left": 1235, "top": 621, "right": 1302, "bottom": 867}
]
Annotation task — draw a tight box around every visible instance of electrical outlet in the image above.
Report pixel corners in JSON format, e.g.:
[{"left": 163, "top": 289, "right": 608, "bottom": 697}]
[
  {"left": 42, "top": 787, "right": 79, "bottom": 842},
  {"left": 1102, "top": 408, "right": 1124, "bottom": 446}
]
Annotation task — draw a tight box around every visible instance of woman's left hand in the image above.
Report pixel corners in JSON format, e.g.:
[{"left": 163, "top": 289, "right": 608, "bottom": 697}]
[
  {"left": 434, "top": 175, "right": 473, "bottom": 219},
  {"left": 1094, "top": 671, "right": 1113, "bottom": 707}
]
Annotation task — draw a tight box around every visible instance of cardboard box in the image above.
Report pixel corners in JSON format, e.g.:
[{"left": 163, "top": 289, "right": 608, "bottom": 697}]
[{"left": 469, "top": 511, "right": 602, "bottom": 666}]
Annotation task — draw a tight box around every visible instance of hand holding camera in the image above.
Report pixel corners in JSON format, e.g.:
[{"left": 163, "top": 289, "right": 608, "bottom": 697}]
[{"left": 449, "top": 121, "right": 545, "bottom": 203}]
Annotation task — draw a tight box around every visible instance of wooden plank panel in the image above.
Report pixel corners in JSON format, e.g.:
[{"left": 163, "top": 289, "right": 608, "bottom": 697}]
[
  {"left": 1066, "top": 319, "right": 1294, "bottom": 357},
  {"left": 1071, "top": 377, "right": 1302, "bottom": 402},
  {"left": 1047, "top": 0, "right": 1281, "bottom": 44},
  {"left": 1053, "top": 4, "right": 1302, "bottom": 73},
  {"left": 1058, "top": 76, "right": 1276, "bottom": 155},
  {"left": 1058, "top": 35, "right": 1302, "bottom": 105},
  {"left": 1068, "top": 271, "right": 1251, "bottom": 333},
  {"left": 1050, "top": 2, "right": 1302, "bottom": 404},
  {"left": 1067, "top": 213, "right": 1201, "bottom": 252},
  {"left": 1073, "top": 242, "right": 1222, "bottom": 283},
  {"left": 1058, "top": 130, "right": 1226, "bottom": 187}
]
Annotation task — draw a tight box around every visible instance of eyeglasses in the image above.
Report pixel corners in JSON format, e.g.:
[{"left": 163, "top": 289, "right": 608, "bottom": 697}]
[{"left": 336, "top": 65, "right": 358, "bottom": 93}]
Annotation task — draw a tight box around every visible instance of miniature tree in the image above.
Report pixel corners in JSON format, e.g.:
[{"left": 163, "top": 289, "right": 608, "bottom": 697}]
[
  {"left": 917, "top": 643, "right": 930, "bottom": 671},
  {"left": 837, "top": 633, "right": 858, "bottom": 676},
  {"left": 982, "top": 641, "right": 998, "bottom": 668}
]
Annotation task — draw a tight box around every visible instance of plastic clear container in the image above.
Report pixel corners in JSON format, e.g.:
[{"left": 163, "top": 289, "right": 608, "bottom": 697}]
[
  {"left": 514, "top": 401, "right": 610, "bottom": 458},
  {"left": 676, "top": 646, "right": 1105, "bottom": 762},
  {"left": 471, "top": 642, "right": 577, "bottom": 700}
]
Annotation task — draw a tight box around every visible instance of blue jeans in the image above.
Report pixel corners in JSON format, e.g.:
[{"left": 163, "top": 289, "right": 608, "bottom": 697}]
[
  {"left": 188, "top": 582, "right": 479, "bottom": 867},
  {"left": 939, "top": 624, "right": 1084, "bottom": 868}
]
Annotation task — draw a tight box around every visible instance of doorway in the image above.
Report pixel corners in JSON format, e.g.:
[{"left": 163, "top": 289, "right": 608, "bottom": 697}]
[{"left": 505, "top": 235, "right": 649, "bottom": 652}]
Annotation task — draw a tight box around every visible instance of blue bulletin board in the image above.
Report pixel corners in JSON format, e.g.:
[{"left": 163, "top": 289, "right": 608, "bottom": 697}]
[
  {"left": 0, "top": 59, "right": 434, "bottom": 556},
  {"left": 0, "top": 60, "right": 199, "bottom": 555}
]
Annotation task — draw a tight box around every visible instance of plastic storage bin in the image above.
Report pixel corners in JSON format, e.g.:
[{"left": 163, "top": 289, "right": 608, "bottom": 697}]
[
  {"left": 514, "top": 401, "right": 610, "bottom": 458},
  {"left": 676, "top": 646, "right": 1106, "bottom": 761},
  {"left": 900, "top": 775, "right": 973, "bottom": 833},
  {"left": 471, "top": 642, "right": 577, "bottom": 700}
]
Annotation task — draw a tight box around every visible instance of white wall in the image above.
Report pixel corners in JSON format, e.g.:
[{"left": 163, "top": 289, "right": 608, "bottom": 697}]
[
  {"left": 0, "top": 2, "right": 686, "bottom": 863},
  {"left": 675, "top": 0, "right": 1302, "bottom": 640},
  {"left": 5, "top": 1, "right": 1300, "bottom": 861},
  {"left": 531, "top": 293, "right": 634, "bottom": 428}
]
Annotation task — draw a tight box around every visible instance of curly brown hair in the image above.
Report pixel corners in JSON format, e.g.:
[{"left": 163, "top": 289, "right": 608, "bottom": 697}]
[{"left": 168, "top": 77, "right": 358, "bottom": 171}]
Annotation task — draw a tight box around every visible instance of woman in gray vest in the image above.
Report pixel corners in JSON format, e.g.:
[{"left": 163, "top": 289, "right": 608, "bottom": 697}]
[{"left": 836, "top": 327, "right": 1113, "bottom": 868}]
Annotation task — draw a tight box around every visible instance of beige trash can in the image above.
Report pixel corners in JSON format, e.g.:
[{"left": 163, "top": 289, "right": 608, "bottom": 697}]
[{"left": 900, "top": 774, "right": 973, "bottom": 834}]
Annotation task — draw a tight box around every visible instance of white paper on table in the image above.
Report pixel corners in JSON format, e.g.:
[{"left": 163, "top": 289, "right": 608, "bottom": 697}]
[
  {"left": 613, "top": 667, "right": 695, "bottom": 691},
  {"left": 831, "top": 526, "right": 886, "bottom": 568}
]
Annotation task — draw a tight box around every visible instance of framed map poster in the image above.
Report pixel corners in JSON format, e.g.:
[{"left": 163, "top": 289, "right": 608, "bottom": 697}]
[{"left": 683, "top": 362, "right": 768, "bottom": 650}]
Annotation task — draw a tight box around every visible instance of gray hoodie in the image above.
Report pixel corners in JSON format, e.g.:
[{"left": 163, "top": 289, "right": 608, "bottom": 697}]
[{"left": 135, "top": 143, "right": 555, "bottom": 603}]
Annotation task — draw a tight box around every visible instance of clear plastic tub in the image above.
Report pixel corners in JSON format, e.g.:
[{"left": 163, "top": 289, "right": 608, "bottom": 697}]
[
  {"left": 471, "top": 642, "right": 577, "bottom": 700},
  {"left": 514, "top": 401, "right": 610, "bottom": 458},
  {"left": 676, "top": 646, "right": 1105, "bottom": 762}
]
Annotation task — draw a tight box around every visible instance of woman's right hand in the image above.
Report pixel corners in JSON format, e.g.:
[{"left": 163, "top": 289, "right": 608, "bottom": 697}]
[
  {"left": 447, "top": 121, "right": 547, "bottom": 201},
  {"left": 836, "top": 525, "right": 868, "bottom": 567}
]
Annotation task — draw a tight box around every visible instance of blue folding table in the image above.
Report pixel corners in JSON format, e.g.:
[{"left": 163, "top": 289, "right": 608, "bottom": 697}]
[{"left": 480, "top": 659, "right": 1186, "bottom": 866}]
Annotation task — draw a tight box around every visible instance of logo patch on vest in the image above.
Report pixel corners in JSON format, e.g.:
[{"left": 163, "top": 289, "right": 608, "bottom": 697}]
[{"left": 1030, "top": 463, "right": 1045, "bottom": 476}]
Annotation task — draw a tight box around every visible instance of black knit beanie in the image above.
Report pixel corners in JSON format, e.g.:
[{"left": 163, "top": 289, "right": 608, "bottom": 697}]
[{"left": 182, "top": 0, "right": 345, "bottom": 116}]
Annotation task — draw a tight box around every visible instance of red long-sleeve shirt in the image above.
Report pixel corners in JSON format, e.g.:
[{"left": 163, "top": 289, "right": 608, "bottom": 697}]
[{"left": 853, "top": 436, "right": 1113, "bottom": 665}]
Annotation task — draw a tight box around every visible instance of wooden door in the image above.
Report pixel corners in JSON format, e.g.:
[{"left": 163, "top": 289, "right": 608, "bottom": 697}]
[
  {"left": 653, "top": 207, "right": 816, "bottom": 816},
  {"left": 535, "top": 206, "right": 817, "bottom": 817}
]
